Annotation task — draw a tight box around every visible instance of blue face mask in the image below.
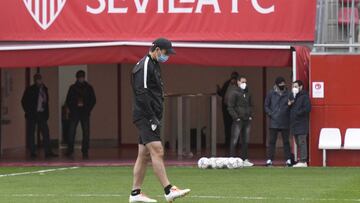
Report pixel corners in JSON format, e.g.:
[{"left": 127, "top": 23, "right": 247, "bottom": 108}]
[
  {"left": 158, "top": 53, "right": 169, "bottom": 63},
  {"left": 156, "top": 49, "right": 169, "bottom": 63}
]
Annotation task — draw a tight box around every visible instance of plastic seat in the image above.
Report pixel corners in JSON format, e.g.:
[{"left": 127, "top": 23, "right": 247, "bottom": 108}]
[
  {"left": 344, "top": 128, "right": 360, "bottom": 149},
  {"left": 318, "top": 128, "right": 342, "bottom": 167}
]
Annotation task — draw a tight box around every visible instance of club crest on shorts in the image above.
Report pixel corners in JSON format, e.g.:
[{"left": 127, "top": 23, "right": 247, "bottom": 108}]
[{"left": 23, "top": 0, "right": 67, "bottom": 30}]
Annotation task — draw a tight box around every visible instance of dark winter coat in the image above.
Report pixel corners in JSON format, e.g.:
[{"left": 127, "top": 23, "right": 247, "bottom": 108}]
[
  {"left": 226, "top": 85, "right": 253, "bottom": 121},
  {"left": 65, "top": 81, "right": 96, "bottom": 117},
  {"left": 264, "top": 86, "right": 290, "bottom": 129},
  {"left": 289, "top": 90, "right": 311, "bottom": 135},
  {"left": 21, "top": 84, "right": 49, "bottom": 120}
]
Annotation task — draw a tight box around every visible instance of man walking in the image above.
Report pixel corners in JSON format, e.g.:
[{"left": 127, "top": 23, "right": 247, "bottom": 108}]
[
  {"left": 288, "top": 80, "right": 311, "bottom": 168},
  {"left": 65, "top": 70, "right": 96, "bottom": 159},
  {"left": 227, "top": 75, "right": 254, "bottom": 167},
  {"left": 130, "top": 38, "right": 190, "bottom": 203},
  {"left": 264, "top": 77, "right": 292, "bottom": 167},
  {"left": 21, "top": 73, "right": 58, "bottom": 158}
]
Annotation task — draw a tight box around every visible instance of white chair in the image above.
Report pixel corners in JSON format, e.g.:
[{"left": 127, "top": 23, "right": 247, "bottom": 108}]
[
  {"left": 318, "top": 128, "right": 342, "bottom": 167},
  {"left": 344, "top": 128, "right": 360, "bottom": 150}
]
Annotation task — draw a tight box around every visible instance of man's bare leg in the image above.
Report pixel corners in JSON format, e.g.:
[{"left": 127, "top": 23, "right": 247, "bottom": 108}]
[
  {"left": 132, "top": 144, "right": 151, "bottom": 190},
  {"left": 146, "top": 141, "right": 170, "bottom": 187}
]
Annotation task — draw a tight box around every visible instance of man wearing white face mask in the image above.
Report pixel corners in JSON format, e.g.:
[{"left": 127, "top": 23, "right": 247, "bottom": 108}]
[
  {"left": 288, "top": 80, "right": 311, "bottom": 168},
  {"left": 227, "top": 75, "right": 254, "bottom": 167},
  {"left": 130, "top": 38, "right": 190, "bottom": 203}
]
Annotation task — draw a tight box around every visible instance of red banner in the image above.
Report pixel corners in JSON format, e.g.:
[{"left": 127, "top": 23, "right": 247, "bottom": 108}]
[{"left": 0, "top": 0, "right": 316, "bottom": 42}]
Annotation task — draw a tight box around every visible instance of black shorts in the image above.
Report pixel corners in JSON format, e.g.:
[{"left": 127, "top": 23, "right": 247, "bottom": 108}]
[{"left": 134, "top": 119, "right": 161, "bottom": 145}]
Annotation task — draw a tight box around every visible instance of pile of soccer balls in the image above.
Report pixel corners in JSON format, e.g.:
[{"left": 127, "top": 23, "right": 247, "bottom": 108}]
[{"left": 197, "top": 157, "right": 244, "bottom": 169}]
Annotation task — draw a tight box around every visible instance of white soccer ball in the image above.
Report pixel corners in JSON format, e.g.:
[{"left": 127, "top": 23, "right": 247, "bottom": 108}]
[
  {"left": 209, "top": 157, "right": 217, "bottom": 169},
  {"left": 197, "top": 157, "right": 210, "bottom": 169},
  {"left": 226, "top": 157, "right": 237, "bottom": 169},
  {"left": 235, "top": 158, "right": 244, "bottom": 168},
  {"left": 215, "top": 158, "right": 227, "bottom": 169}
]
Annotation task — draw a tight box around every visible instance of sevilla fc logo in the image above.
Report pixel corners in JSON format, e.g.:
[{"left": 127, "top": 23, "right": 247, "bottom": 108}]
[{"left": 23, "top": 0, "right": 67, "bottom": 30}]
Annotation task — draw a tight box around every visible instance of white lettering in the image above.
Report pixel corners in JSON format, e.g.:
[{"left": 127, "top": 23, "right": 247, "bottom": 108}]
[
  {"left": 86, "top": 0, "right": 106, "bottom": 14},
  {"left": 134, "top": 0, "right": 149, "bottom": 13},
  {"left": 157, "top": 0, "right": 164, "bottom": 13},
  {"left": 195, "top": 0, "right": 221, "bottom": 13},
  {"left": 109, "top": 0, "right": 128, "bottom": 13},
  {"left": 231, "top": 0, "right": 238, "bottom": 13},
  {"left": 252, "top": 0, "right": 274, "bottom": 14},
  {"left": 169, "top": 0, "right": 195, "bottom": 13}
]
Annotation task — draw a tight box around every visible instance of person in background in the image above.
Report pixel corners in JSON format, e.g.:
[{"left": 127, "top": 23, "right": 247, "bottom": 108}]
[
  {"left": 227, "top": 75, "right": 254, "bottom": 167},
  {"left": 217, "top": 72, "right": 239, "bottom": 147},
  {"left": 21, "top": 73, "right": 58, "bottom": 159},
  {"left": 65, "top": 70, "right": 96, "bottom": 159},
  {"left": 264, "top": 77, "right": 292, "bottom": 167},
  {"left": 288, "top": 80, "right": 311, "bottom": 168}
]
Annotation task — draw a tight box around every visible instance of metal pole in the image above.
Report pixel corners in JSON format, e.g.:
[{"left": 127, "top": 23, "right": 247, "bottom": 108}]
[
  {"left": 177, "top": 96, "right": 183, "bottom": 158},
  {"left": 350, "top": 0, "right": 356, "bottom": 52},
  {"left": 323, "top": 149, "right": 327, "bottom": 167},
  {"left": 292, "top": 51, "right": 298, "bottom": 161},
  {"left": 211, "top": 95, "right": 217, "bottom": 156}
]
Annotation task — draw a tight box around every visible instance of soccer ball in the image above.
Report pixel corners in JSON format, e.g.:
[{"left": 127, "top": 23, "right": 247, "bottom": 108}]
[
  {"left": 215, "top": 158, "right": 227, "bottom": 169},
  {"left": 209, "top": 157, "right": 217, "bottom": 169},
  {"left": 235, "top": 158, "right": 244, "bottom": 168},
  {"left": 197, "top": 157, "right": 210, "bottom": 169},
  {"left": 226, "top": 157, "right": 237, "bottom": 169}
]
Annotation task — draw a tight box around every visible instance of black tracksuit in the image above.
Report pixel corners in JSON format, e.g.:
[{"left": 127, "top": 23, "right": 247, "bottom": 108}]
[
  {"left": 65, "top": 81, "right": 96, "bottom": 155},
  {"left": 132, "top": 54, "right": 164, "bottom": 144}
]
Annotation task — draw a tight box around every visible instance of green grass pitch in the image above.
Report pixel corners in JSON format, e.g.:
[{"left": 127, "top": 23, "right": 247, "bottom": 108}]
[{"left": 0, "top": 166, "right": 359, "bottom": 203}]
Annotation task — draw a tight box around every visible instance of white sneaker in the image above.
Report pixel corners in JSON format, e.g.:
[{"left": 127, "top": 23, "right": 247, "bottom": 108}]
[
  {"left": 129, "top": 193, "right": 157, "bottom": 203},
  {"left": 293, "top": 162, "right": 308, "bottom": 168},
  {"left": 266, "top": 159, "right": 273, "bottom": 167},
  {"left": 164, "top": 186, "right": 191, "bottom": 203},
  {"left": 243, "top": 159, "right": 254, "bottom": 167}
]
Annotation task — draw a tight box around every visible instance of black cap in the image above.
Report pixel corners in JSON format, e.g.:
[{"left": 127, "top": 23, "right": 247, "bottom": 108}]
[
  {"left": 152, "top": 38, "right": 176, "bottom": 55},
  {"left": 76, "top": 70, "right": 86, "bottom": 78},
  {"left": 275, "top": 76, "right": 286, "bottom": 85}
]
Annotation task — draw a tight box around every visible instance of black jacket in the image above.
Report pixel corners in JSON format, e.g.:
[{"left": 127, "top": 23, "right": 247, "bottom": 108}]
[
  {"left": 264, "top": 86, "right": 290, "bottom": 129},
  {"left": 227, "top": 85, "right": 253, "bottom": 121},
  {"left": 132, "top": 55, "right": 164, "bottom": 122},
  {"left": 21, "top": 84, "right": 49, "bottom": 120},
  {"left": 289, "top": 90, "right": 311, "bottom": 135},
  {"left": 65, "top": 81, "right": 96, "bottom": 117}
]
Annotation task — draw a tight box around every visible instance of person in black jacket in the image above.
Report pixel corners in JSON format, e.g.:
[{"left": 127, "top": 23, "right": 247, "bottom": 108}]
[
  {"left": 21, "top": 73, "right": 58, "bottom": 159},
  {"left": 288, "top": 80, "right": 311, "bottom": 168},
  {"left": 227, "top": 75, "right": 254, "bottom": 167},
  {"left": 217, "top": 72, "right": 239, "bottom": 147},
  {"left": 130, "top": 38, "right": 190, "bottom": 203},
  {"left": 65, "top": 70, "right": 96, "bottom": 159},
  {"left": 264, "top": 77, "right": 292, "bottom": 167}
]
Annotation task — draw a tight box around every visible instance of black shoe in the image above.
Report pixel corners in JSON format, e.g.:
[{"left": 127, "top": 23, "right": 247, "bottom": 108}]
[
  {"left": 45, "top": 152, "right": 59, "bottom": 159},
  {"left": 30, "top": 153, "right": 37, "bottom": 159},
  {"left": 82, "top": 152, "right": 89, "bottom": 159},
  {"left": 65, "top": 151, "right": 74, "bottom": 158}
]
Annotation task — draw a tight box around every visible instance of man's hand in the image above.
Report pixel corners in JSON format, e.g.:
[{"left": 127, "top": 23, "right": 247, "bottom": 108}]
[
  {"left": 235, "top": 118, "right": 241, "bottom": 122},
  {"left": 288, "top": 99, "right": 294, "bottom": 106}
]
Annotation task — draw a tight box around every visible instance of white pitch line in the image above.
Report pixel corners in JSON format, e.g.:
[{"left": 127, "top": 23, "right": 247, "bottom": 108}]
[
  {"left": 0, "top": 167, "right": 79, "bottom": 178},
  {"left": 2, "top": 194, "right": 360, "bottom": 202}
]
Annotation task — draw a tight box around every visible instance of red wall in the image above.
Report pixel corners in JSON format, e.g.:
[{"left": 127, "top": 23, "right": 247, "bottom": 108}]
[{"left": 310, "top": 55, "right": 360, "bottom": 166}]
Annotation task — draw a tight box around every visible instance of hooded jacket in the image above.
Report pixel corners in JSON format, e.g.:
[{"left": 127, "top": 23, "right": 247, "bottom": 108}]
[
  {"left": 264, "top": 85, "right": 291, "bottom": 129},
  {"left": 289, "top": 90, "right": 311, "bottom": 135}
]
